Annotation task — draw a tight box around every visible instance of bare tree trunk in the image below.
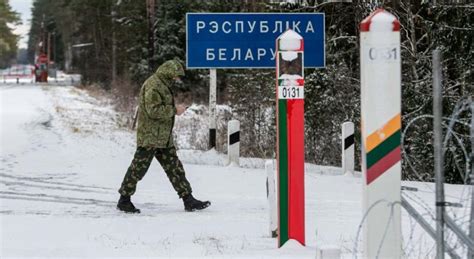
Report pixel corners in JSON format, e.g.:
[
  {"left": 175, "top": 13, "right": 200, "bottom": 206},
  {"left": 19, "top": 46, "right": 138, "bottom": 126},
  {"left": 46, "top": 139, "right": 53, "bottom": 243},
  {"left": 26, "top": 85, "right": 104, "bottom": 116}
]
[
  {"left": 111, "top": 6, "right": 117, "bottom": 82},
  {"left": 146, "top": 0, "right": 155, "bottom": 71},
  {"left": 402, "top": 2, "right": 419, "bottom": 81}
]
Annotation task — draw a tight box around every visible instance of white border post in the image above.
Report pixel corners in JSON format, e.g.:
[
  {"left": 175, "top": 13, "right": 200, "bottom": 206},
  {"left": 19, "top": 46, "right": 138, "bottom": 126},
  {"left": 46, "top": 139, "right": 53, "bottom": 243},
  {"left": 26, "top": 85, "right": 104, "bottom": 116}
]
[
  {"left": 360, "top": 9, "right": 402, "bottom": 259},
  {"left": 227, "top": 120, "right": 240, "bottom": 166},
  {"left": 209, "top": 69, "right": 217, "bottom": 150},
  {"left": 342, "top": 122, "right": 355, "bottom": 175},
  {"left": 266, "top": 160, "right": 278, "bottom": 238}
]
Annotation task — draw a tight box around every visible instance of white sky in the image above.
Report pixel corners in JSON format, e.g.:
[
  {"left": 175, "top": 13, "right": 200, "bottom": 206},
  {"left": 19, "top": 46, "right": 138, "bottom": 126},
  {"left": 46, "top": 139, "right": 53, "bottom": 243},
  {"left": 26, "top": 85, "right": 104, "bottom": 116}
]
[{"left": 10, "top": 0, "right": 33, "bottom": 49}]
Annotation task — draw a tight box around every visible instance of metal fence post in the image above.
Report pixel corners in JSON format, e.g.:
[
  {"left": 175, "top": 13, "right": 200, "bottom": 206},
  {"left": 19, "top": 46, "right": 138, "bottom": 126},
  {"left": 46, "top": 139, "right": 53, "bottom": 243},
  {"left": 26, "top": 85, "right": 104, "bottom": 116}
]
[{"left": 433, "top": 49, "right": 445, "bottom": 259}]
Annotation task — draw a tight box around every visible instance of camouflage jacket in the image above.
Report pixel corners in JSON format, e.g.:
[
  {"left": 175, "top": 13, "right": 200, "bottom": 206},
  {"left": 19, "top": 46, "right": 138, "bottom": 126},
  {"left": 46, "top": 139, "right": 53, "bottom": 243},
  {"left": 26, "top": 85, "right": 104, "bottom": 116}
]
[{"left": 136, "top": 60, "right": 184, "bottom": 148}]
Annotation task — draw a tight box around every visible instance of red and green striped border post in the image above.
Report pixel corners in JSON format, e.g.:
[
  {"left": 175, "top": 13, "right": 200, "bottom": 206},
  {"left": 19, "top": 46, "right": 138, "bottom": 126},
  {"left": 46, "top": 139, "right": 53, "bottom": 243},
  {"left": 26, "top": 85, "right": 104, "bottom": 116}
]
[
  {"left": 276, "top": 29, "right": 305, "bottom": 248},
  {"left": 360, "top": 9, "right": 402, "bottom": 258}
]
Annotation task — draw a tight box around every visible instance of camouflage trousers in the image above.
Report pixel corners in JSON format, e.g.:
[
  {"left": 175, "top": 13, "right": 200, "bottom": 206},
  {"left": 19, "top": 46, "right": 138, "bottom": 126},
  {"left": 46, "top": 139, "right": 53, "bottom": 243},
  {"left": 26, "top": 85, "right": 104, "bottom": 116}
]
[{"left": 118, "top": 146, "right": 192, "bottom": 198}]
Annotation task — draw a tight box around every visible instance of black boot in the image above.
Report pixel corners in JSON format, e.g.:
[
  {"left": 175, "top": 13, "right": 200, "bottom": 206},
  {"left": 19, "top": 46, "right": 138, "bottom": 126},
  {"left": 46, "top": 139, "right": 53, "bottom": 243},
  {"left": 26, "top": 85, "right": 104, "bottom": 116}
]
[
  {"left": 117, "top": 195, "right": 140, "bottom": 213},
  {"left": 182, "top": 194, "right": 211, "bottom": 212}
]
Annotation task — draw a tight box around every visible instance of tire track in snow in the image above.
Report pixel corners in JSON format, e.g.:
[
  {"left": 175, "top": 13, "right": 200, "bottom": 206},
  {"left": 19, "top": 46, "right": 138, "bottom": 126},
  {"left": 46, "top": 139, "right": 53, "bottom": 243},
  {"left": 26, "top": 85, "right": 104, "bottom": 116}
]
[
  {"left": 0, "top": 191, "right": 115, "bottom": 207},
  {"left": 0, "top": 191, "right": 168, "bottom": 215},
  {"left": 0, "top": 172, "right": 113, "bottom": 190},
  {"left": 0, "top": 180, "right": 111, "bottom": 194}
]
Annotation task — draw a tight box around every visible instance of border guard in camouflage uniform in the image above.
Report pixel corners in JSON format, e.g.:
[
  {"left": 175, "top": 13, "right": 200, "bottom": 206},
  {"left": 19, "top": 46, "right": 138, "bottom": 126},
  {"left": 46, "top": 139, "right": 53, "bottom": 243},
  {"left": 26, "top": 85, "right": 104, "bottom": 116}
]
[{"left": 117, "top": 59, "right": 211, "bottom": 213}]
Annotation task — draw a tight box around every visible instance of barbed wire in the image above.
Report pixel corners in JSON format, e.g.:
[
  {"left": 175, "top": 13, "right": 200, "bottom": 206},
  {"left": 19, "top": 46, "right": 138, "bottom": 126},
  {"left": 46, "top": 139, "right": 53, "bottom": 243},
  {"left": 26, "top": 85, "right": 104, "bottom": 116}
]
[
  {"left": 398, "top": 96, "right": 472, "bottom": 257},
  {"left": 402, "top": 209, "right": 418, "bottom": 258},
  {"left": 353, "top": 96, "right": 473, "bottom": 258},
  {"left": 402, "top": 118, "right": 467, "bottom": 186},
  {"left": 443, "top": 99, "right": 471, "bottom": 183},
  {"left": 375, "top": 201, "right": 400, "bottom": 259},
  {"left": 352, "top": 198, "right": 394, "bottom": 259},
  {"left": 402, "top": 192, "right": 435, "bottom": 220},
  {"left": 401, "top": 97, "right": 471, "bottom": 189},
  {"left": 441, "top": 99, "right": 472, "bottom": 251}
]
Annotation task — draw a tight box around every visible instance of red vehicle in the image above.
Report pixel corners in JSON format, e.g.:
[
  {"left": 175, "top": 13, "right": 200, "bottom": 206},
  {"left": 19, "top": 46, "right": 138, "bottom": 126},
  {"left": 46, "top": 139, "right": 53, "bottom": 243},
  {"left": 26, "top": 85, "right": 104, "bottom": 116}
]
[{"left": 35, "top": 54, "right": 48, "bottom": 82}]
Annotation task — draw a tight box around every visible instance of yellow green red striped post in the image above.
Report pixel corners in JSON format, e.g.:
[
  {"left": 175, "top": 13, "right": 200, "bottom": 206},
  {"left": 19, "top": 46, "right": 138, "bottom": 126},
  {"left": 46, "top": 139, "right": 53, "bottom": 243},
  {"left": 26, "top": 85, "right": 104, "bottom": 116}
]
[
  {"left": 366, "top": 114, "right": 401, "bottom": 184},
  {"left": 360, "top": 9, "right": 402, "bottom": 258}
]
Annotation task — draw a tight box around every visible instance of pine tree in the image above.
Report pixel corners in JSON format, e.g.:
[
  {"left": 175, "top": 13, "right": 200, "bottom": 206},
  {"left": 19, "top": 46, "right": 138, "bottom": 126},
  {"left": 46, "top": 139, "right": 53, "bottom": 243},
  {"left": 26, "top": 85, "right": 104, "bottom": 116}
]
[{"left": 0, "top": 0, "right": 21, "bottom": 68}]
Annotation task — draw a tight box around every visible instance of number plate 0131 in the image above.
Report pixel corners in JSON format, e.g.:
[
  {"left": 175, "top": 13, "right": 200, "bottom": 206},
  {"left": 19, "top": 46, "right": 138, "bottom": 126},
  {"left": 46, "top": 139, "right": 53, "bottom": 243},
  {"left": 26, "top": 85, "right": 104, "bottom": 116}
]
[{"left": 278, "top": 86, "right": 304, "bottom": 99}]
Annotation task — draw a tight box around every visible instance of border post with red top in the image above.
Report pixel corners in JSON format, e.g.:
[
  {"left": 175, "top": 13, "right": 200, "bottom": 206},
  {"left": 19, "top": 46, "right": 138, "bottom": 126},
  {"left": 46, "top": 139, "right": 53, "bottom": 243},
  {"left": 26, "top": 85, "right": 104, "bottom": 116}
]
[
  {"left": 276, "top": 29, "right": 305, "bottom": 247},
  {"left": 35, "top": 53, "right": 49, "bottom": 83},
  {"left": 360, "top": 9, "right": 402, "bottom": 258}
]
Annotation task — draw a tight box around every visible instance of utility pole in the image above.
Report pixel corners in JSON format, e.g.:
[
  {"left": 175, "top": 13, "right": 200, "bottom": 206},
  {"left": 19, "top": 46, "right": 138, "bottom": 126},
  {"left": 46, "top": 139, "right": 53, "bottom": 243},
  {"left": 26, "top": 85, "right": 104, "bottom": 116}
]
[
  {"left": 52, "top": 32, "right": 56, "bottom": 64},
  {"left": 433, "top": 49, "right": 445, "bottom": 259},
  {"left": 146, "top": 0, "right": 155, "bottom": 71},
  {"left": 47, "top": 32, "right": 51, "bottom": 66},
  {"left": 41, "top": 14, "right": 46, "bottom": 54}
]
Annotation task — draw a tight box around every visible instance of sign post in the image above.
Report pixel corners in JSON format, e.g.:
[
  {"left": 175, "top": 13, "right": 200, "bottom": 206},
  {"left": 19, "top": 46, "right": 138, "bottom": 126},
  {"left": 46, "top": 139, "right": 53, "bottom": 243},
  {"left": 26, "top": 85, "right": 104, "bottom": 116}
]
[
  {"left": 276, "top": 29, "right": 305, "bottom": 247},
  {"left": 209, "top": 69, "right": 217, "bottom": 149},
  {"left": 360, "top": 9, "right": 402, "bottom": 258}
]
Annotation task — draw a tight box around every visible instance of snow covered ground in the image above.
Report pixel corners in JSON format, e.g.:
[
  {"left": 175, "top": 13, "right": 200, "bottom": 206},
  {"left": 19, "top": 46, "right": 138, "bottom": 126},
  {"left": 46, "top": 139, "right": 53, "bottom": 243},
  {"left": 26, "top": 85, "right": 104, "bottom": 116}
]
[{"left": 0, "top": 84, "right": 470, "bottom": 258}]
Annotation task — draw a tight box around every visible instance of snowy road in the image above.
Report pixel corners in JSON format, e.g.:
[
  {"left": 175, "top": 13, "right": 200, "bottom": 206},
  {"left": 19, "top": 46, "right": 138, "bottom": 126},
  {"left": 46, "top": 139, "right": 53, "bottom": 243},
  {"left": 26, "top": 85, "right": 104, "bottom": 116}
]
[{"left": 0, "top": 84, "right": 467, "bottom": 258}]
